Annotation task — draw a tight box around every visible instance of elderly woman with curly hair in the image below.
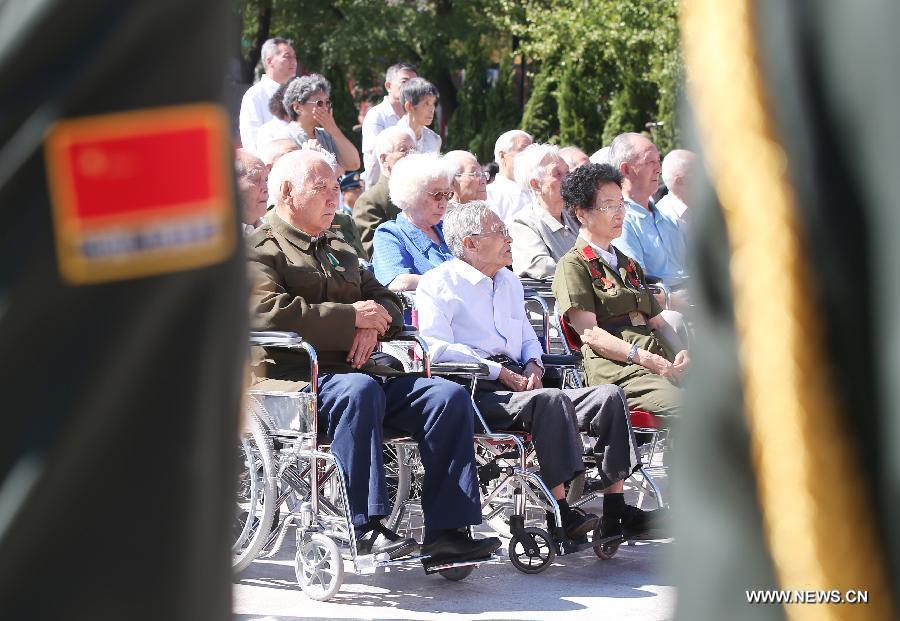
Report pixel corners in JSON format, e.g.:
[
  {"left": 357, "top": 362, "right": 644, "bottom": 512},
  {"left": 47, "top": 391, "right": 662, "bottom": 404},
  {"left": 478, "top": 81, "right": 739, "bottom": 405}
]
[
  {"left": 282, "top": 73, "right": 360, "bottom": 171},
  {"left": 551, "top": 163, "right": 689, "bottom": 417},
  {"left": 372, "top": 153, "right": 455, "bottom": 291}
]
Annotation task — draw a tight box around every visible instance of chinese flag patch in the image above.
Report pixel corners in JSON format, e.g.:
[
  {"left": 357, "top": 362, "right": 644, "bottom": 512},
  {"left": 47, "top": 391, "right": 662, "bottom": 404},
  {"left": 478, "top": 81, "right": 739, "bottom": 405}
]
[{"left": 44, "top": 104, "right": 235, "bottom": 284}]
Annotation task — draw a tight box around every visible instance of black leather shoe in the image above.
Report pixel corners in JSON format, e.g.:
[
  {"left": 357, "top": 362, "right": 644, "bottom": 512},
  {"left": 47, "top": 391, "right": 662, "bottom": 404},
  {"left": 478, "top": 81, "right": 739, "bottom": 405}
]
[
  {"left": 421, "top": 530, "right": 501, "bottom": 566},
  {"left": 562, "top": 507, "right": 601, "bottom": 539},
  {"left": 621, "top": 505, "right": 668, "bottom": 539},
  {"left": 357, "top": 523, "right": 419, "bottom": 559}
]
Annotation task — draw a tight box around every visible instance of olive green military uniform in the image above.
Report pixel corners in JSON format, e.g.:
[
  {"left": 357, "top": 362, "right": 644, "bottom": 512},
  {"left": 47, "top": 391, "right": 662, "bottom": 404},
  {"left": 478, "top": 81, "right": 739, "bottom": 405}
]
[
  {"left": 353, "top": 174, "right": 401, "bottom": 259},
  {"left": 247, "top": 212, "right": 404, "bottom": 390},
  {"left": 330, "top": 211, "right": 367, "bottom": 260},
  {"left": 553, "top": 237, "right": 682, "bottom": 416}
]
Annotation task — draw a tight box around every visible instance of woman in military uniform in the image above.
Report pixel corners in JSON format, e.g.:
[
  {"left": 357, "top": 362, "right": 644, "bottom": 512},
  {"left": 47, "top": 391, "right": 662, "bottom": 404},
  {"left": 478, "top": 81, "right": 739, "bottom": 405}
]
[{"left": 552, "top": 164, "right": 689, "bottom": 416}]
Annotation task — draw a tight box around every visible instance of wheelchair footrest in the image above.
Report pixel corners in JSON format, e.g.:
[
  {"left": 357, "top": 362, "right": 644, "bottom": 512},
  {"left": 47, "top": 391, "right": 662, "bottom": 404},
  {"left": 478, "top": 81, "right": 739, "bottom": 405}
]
[{"left": 421, "top": 554, "right": 497, "bottom": 575}]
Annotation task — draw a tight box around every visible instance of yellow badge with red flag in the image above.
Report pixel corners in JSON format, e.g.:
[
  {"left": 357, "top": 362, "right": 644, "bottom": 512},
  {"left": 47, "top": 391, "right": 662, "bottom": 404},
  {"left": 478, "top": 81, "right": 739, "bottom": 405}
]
[{"left": 44, "top": 104, "right": 235, "bottom": 284}]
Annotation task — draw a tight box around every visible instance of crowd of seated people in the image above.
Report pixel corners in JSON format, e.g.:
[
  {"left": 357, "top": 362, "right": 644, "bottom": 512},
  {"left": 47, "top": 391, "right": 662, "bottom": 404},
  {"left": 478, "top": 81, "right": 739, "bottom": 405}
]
[{"left": 237, "top": 41, "right": 698, "bottom": 558}]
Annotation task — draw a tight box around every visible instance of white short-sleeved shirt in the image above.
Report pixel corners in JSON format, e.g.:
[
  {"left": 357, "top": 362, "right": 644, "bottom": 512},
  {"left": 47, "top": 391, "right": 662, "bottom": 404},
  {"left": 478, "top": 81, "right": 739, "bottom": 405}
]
[
  {"left": 361, "top": 97, "right": 401, "bottom": 185},
  {"left": 487, "top": 175, "right": 531, "bottom": 224},
  {"left": 238, "top": 75, "right": 281, "bottom": 154}
]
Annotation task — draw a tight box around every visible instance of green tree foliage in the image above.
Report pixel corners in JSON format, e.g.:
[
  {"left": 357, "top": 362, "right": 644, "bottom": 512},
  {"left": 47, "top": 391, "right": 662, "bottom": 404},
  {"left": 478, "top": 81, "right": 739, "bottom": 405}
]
[{"left": 236, "top": 0, "right": 683, "bottom": 159}]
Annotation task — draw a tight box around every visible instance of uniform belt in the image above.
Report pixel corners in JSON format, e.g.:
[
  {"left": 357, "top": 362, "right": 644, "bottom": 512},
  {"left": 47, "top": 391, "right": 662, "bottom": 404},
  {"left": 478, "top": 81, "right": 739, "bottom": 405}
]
[{"left": 599, "top": 314, "right": 638, "bottom": 331}]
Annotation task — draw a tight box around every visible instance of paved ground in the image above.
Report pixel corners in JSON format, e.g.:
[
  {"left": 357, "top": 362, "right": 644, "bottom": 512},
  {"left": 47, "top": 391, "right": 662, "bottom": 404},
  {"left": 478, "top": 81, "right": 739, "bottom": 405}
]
[
  {"left": 234, "top": 535, "right": 674, "bottom": 621},
  {"left": 233, "top": 460, "right": 674, "bottom": 620}
]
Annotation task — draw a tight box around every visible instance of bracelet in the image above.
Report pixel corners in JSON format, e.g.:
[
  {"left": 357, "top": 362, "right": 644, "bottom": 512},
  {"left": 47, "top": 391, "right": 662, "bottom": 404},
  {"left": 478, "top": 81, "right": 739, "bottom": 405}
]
[{"left": 626, "top": 343, "right": 639, "bottom": 364}]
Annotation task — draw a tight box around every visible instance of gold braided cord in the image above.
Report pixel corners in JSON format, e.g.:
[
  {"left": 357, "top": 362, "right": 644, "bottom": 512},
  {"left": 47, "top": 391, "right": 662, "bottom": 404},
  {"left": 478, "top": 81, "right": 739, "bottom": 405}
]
[{"left": 680, "top": 1, "right": 893, "bottom": 618}]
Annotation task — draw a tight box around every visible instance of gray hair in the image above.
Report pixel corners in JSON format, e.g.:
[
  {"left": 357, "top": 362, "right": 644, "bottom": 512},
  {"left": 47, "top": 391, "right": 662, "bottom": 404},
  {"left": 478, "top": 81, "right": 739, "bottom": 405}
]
[
  {"left": 514, "top": 143, "right": 562, "bottom": 194},
  {"left": 400, "top": 77, "right": 439, "bottom": 108},
  {"left": 259, "top": 138, "right": 298, "bottom": 167},
  {"left": 385, "top": 62, "right": 417, "bottom": 83},
  {"left": 493, "top": 129, "right": 532, "bottom": 164},
  {"left": 609, "top": 132, "right": 650, "bottom": 170},
  {"left": 661, "top": 149, "right": 696, "bottom": 187},
  {"left": 374, "top": 125, "right": 417, "bottom": 162},
  {"left": 558, "top": 146, "right": 588, "bottom": 170},
  {"left": 269, "top": 150, "right": 336, "bottom": 205},
  {"left": 388, "top": 154, "right": 455, "bottom": 211},
  {"left": 235, "top": 149, "right": 265, "bottom": 180},
  {"left": 442, "top": 150, "right": 479, "bottom": 174},
  {"left": 261, "top": 38, "right": 292, "bottom": 65},
  {"left": 443, "top": 201, "right": 493, "bottom": 258},
  {"left": 283, "top": 74, "right": 331, "bottom": 121}
]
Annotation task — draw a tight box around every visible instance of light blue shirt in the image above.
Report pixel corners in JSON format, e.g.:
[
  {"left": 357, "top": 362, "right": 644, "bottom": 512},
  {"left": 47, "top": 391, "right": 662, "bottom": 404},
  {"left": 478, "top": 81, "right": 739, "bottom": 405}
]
[
  {"left": 372, "top": 215, "right": 453, "bottom": 285},
  {"left": 612, "top": 198, "right": 688, "bottom": 286}
]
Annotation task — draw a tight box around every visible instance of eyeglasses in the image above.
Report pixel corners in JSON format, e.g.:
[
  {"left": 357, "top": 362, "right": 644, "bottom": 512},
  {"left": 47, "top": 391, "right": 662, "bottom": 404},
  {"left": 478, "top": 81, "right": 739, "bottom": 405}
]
[
  {"left": 427, "top": 190, "right": 453, "bottom": 201},
  {"left": 587, "top": 202, "right": 626, "bottom": 214},
  {"left": 455, "top": 171, "right": 489, "bottom": 182},
  {"left": 305, "top": 99, "right": 332, "bottom": 109},
  {"left": 471, "top": 225, "right": 511, "bottom": 239}
]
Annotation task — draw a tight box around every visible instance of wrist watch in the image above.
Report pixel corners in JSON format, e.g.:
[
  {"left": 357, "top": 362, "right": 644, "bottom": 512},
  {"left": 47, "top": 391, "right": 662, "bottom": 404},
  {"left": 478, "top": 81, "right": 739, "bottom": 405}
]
[{"left": 626, "top": 343, "right": 639, "bottom": 364}]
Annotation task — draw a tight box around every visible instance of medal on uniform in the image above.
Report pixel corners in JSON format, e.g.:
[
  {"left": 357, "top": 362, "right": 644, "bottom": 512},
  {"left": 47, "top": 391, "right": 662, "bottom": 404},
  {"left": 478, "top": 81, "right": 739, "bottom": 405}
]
[{"left": 325, "top": 251, "right": 345, "bottom": 272}]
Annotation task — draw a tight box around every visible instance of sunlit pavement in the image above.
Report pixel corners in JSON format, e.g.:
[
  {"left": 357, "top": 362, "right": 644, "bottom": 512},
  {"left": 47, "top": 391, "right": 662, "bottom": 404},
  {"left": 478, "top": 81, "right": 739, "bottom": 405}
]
[{"left": 233, "top": 458, "right": 674, "bottom": 621}]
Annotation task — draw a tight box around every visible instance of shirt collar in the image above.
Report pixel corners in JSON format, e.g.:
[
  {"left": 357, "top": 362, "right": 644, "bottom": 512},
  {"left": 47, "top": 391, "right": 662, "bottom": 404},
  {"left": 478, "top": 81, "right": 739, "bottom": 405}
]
[
  {"left": 398, "top": 214, "right": 446, "bottom": 255},
  {"left": 452, "top": 257, "right": 494, "bottom": 285},
  {"left": 530, "top": 200, "right": 577, "bottom": 233},
  {"left": 271, "top": 212, "right": 334, "bottom": 252}
]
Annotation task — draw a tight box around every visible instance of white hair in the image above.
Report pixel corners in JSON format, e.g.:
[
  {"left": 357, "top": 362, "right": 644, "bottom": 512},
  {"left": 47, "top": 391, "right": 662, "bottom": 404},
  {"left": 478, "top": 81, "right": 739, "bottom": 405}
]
[
  {"left": 388, "top": 154, "right": 456, "bottom": 211},
  {"left": 514, "top": 143, "right": 562, "bottom": 194},
  {"left": 443, "top": 200, "right": 493, "bottom": 258},
  {"left": 259, "top": 138, "right": 298, "bottom": 166},
  {"left": 608, "top": 132, "right": 650, "bottom": 170},
  {"left": 269, "top": 149, "right": 336, "bottom": 205},
  {"left": 661, "top": 149, "right": 696, "bottom": 187},
  {"left": 558, "top": 146, "right": 588, "bottom": 170},
  {"left": 589, "top": 146, "right": 611, "bottom": 165},
  {"left": 493, "top": 129, "right": 532, "bottom": 164},
  {"left": 374, "top": 125, "right": 417, "bottom": 162},
  {"left": 260, "top": 38, "right": 292, "bottom": 66},
  {"left": 442, "top": 150, "right": 479, "bottom": 173}
]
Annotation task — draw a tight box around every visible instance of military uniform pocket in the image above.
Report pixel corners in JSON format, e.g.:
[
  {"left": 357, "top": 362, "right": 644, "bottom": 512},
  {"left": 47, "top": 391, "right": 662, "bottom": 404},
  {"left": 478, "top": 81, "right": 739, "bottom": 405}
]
[{"left": 282, "top": 266, "right": 324, "bottom": 300}]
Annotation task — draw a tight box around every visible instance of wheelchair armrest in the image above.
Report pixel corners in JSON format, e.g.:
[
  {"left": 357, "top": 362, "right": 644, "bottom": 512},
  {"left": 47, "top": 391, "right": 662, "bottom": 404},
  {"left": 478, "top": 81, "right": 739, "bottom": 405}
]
[
  {"left": 249, "top": 331, "right": 303, "bottom": 346},
  {"left": 429, "top": 362, "right": 490, "bottom": 377},
  {"left": 248, "top": 331, "right": 319, "bottom": 387},
  {"left": 541, "top": 353, "right": 581, "bottom": 367}
]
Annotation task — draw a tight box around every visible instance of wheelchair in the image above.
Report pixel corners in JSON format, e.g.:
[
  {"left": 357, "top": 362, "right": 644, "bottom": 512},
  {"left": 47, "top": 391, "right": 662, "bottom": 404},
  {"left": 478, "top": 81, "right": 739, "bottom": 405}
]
[
  {"left": 232, "top": 330, "right": 497, "bottom": 601},
  {"left": 551, "top": 301, "right": 670, "bottom": 504}
]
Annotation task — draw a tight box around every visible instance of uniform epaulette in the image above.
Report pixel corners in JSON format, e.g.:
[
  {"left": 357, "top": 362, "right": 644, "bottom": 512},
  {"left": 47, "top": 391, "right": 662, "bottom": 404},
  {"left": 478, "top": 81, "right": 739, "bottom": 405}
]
[
  {"left": 577, "top": 244, "right": 599, "bottom": 262},
  {"left": 248, "top": 223, "right": 281, "bottom": 249}
]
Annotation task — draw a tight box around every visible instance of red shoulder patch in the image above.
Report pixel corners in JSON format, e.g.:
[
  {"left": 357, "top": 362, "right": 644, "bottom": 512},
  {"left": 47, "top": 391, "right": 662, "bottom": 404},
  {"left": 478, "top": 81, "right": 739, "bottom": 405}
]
[{"left": 44, "top": 103, "right": 234, "bottom": 284}]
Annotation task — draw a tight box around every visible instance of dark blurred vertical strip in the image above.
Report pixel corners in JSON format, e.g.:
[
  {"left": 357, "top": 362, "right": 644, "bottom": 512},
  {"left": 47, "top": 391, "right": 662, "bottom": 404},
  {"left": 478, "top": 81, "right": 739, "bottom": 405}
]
[{"left": 0, "top": 1, "right": 244, "bottom": 619}]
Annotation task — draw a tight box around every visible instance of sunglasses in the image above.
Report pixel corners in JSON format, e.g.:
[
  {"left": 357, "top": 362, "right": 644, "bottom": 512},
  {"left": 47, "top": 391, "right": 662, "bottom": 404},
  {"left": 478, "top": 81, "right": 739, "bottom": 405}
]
[
  {"left": 306, "top": 98, "right": 332, "bottom": 109},
  {"left": 427, "top": 190, "right": 453, "bottom": 201}
]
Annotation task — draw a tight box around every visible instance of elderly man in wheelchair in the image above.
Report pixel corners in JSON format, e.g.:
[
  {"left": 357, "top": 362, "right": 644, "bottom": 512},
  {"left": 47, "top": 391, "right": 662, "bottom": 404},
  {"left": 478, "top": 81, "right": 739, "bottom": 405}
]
[
  {"left": 415, "top": 201, "right": 667, "bottom": 544},
  {"left": 246, "top": 149, "right": 501, "bottom": 570}
]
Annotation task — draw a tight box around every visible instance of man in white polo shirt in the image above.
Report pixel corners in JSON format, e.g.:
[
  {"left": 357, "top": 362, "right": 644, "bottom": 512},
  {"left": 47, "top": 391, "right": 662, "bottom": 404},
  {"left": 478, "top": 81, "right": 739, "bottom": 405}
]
[
  {"left": 238, "top": 37, "right": 297, "bottom": 154},
  {"left": 360, "top": 62, "right": 418, "bottom": 185},
  {"left": 486, "top": 129, "right": 533, "bottom": 224}
]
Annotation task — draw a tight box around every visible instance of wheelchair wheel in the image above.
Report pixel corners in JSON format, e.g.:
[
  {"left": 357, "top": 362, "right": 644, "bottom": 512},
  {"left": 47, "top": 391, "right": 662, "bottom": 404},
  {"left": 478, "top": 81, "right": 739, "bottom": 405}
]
[
  {"left": 508, "top": 527, "right": 556, "bottom": 574},
  {"left": 295, "top": 533, "right": 344, "bottom": 601},
  {"left": 233, "top": 400, "right": 277, "bottom": 573},
  {"left": 383, "top": 443, "right": 416, "bottom": 532},
  {"left": 438, "top": 565, "right": 475, "bottom": 581}
]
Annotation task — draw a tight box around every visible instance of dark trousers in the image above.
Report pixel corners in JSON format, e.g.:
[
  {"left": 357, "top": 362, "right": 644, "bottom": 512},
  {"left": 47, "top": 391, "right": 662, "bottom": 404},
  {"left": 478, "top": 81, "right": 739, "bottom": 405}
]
[
  {"left": 317, "top": 373, "right": 482, "bottom": 530},
  {"left": 474, "top": 384, "right": 639, "bottom": 488}
]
